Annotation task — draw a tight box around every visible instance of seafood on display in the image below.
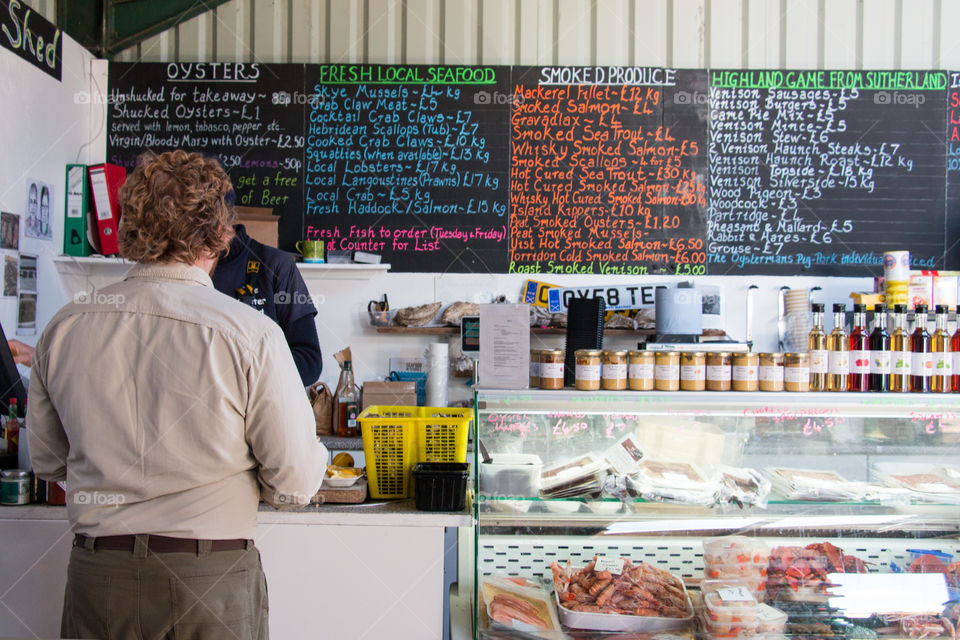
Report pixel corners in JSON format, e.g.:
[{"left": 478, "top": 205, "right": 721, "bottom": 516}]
[
  {"left": 488, "top": 593, "right": 549, "bottom": 629},
  {"left": 767, "top": 542, "right": 868, "bottom": 598},
  {"left": 888, "top": 613, "right": 958, "bottom": 640},
  {"left": 551, "top": 556, "right": 691, "bottom": 617}
]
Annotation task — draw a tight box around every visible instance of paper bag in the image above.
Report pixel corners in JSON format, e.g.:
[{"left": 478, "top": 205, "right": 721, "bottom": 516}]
[{"left": 308, "top": 382, "right": 333, "bottom": 435}]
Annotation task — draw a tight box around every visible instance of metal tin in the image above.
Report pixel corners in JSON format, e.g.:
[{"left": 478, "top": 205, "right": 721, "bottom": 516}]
[
  {"left": 654, "top": 352, "right": 681, "bottom": 391},
  {"left": 732, "top": 353, "right": 759, "bottom": 392},
  {"left": 784, "top": 352, "right": 810, "bottom": 392},
  {"left": 601, "top": 350, "right": 628, "bottom": 390},
  {"left": 758, "top": 352, "right": 785, "bottom": 392},
  {"left": 540, "top": 349, "right": 565, "bottom": 390},
  {"left": 529, "top": 349, "right": 542, "bottom": 388},
  {"left": 0, "top": 469, "right": 31, "bottom": 505},
  {"left": 628, "top": 350, "right": 655, "bottom": 391},
  {"left": 575, "top": 349, "right": 603, "bottom": 391},
  {"left": 680, "top": 352, "right": 707, "bottom": 391},
  {"left": 706, "top": 352, "right": 732, "bottom": 391}
]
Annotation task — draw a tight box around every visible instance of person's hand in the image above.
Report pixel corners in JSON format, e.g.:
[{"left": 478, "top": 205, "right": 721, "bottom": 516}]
[{"left": 8, "top": 340, "right": 33, "bottom": 366}]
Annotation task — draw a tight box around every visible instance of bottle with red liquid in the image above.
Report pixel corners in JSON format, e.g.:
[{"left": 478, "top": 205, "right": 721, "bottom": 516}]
[
  {"left": 848, "top": 304, "right": 870, "bottom": 391},
  {"left": 910, "top": 305, "right": 932, "bottom": 393}
]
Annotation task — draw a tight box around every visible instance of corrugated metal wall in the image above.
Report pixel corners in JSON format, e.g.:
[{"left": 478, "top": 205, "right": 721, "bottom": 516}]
[{"left": 112, "top": 0, "right": 960, "bottom": 69}]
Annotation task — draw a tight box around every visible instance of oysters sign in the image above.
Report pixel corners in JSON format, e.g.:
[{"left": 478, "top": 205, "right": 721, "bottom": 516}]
[{"left": 1, "top": 0, "right": 61, "bottom": 81}]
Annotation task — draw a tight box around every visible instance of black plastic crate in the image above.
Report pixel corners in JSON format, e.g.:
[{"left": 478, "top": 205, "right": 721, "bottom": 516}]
[{"left": 412, "top": 462, "right": 468, "bottom": 511}]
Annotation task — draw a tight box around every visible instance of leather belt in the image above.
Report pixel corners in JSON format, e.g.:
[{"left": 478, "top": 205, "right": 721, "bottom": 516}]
[{"left": 74, "top": 534, "right": 251, "bottom": 553}]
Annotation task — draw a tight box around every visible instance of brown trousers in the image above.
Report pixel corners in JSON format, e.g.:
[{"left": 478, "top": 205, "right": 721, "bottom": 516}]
[{"left": 61, "top": 538, "right": 269, "bottom": 640}]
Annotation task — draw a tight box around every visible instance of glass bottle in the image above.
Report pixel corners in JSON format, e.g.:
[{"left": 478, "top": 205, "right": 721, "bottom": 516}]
[
  {"left": 334, "top": 361, "right": 360, "bottom": 437},
  {"left": 932, "top": 304, "right": 951, "bottom": 393},
  {"left": 953, "top": 305, "right": 960, "bottom": 392},
  {"left": 869, "top": 303, "right": 890, "bottom": 392},
  {"left": 4, "top": 398, "right": 18, "bottom": 456},
  {"left": 848, "top": 303, "right": 869, "bottom": 391},
  {"left": 827, "top": 303, "right": 849, "bottom": 392},
  {"left": 910, "top": 305, "right": 932, "bottom": 393},
  {"left": 890, "top": 304, "right": 910, "bottom": 392},
  {"left": 808, "top": 303, "right": 828, "bottom": 391}
]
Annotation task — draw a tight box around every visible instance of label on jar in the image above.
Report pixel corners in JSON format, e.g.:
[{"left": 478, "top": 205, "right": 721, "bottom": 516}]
[
  {"left": 576, "top": 363, "right": 601, "bottom": 381},
  {"left": 706, "top": 365, "right": 730, "bottom": 381},
  {"left": 850, "top": 350, "right": 870, "bottom": 375},
  {"left": 654, "top": 364, "right": 679, "bottom": 381},
  {"left": 529, "top": 360, "right": 540, "bottom": 378},
  {"left": 871, "top": 351, "right": 892, "bottom": 375},
  {"left": 809, "top": 349, "right": 828, "bottom": 374},
  {"left": 758, "top": 365, "right": 784, "bottom": 383},
  {"left": 541, "top": 362, "right": 564, "bottom": 379},
  {"left": 828, "top": 351, "right": 849, "bottom": 375},
  {"left": 602, "top": 363, "right": 627, "bottom": 381},
  {"left": 934, "top": 352, "right": 952, "bottom": 375},
  {"left": 912, "top": 352, "right": 933, "bottom": 377},
  {"left": 784, "top": 365, "right": 809, "bottom": 383},
  {"left": 628, "top": 363, "right": 654, "bottom": 380},
  {"left": 732, "top": 365, "right": 758, "bottom": 381},
  {"left": 680, "top": 365, "right": 705, "bottom": 380},
  {"left": 893, "top": 351, "right": 911, "bottom": 375}
]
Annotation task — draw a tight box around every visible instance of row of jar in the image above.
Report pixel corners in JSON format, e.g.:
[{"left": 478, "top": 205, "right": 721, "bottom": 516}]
[{"left": 529, "top": 349, "right": 811, "bottom": 392}]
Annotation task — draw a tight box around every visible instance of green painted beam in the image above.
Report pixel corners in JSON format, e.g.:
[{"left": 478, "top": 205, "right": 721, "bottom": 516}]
[{"left": 59, "top": 0, "right": 231, "bottom": 58}]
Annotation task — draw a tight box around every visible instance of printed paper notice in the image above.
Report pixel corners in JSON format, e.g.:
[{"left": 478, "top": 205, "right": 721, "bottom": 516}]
[{"left": 479, "top": 303, "right": 530, "bottom": 389}]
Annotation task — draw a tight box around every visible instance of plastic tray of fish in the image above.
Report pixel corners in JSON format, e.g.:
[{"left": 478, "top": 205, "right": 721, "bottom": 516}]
[{"left": 554, "top": 584, "right": 695, "bottom": 632}]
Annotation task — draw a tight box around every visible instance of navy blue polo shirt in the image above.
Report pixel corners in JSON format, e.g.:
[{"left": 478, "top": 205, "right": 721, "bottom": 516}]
[{"left": 212, "top": 225, "right": 323, "bottom": 385}]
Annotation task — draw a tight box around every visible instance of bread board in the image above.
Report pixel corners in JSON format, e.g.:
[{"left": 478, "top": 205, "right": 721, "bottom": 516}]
[{"left": 312, "top": 477, "right": 368, "bottom": 504}]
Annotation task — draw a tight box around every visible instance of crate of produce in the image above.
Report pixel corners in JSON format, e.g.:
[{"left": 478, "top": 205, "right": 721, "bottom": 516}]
[
  {"left": 412, "top": 462, "right": 469, "bottom": 511},
  {"left": 359, "top": 406, "right": 418, "bottom": 499},
  {"left": 415, "top": 406, "right": 472, "bottom": 463}
]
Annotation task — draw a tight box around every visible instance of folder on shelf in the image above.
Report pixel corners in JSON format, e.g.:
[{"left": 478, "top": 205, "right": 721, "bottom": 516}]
[
  {"left": 87, "top": 163, "right": 126, "bottom": 256},
  {"left": 63, "top": 164, "right": 93, "bottom": 256}
]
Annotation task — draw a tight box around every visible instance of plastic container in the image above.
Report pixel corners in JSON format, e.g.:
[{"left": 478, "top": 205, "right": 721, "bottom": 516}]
[
  {"left": 359, "top": 405, "right": 419, "bottom": 499},
  {"left": 755, "top": 604, "right": 787, "bottom": 634},
  {"left": 412, "top": 462, "right": 468, "bottom": 511},
  {"left": 478, "top": 453, "right": 542, "bottom": 498},
  {"left": 702, "top": 579, "right": 759, "bottom": 638},
  {"left": 703, "top": 536, "right": 771, "bottom": 566}
]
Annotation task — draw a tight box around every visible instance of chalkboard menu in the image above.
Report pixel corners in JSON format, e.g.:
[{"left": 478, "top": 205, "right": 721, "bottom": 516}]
[
  {"left": 302, "top": 64, "right": 511, "bottom": 272},
  {"left": 107, "top": 63, "right": 307, "bottom": 246},
  {"left": 106, "top": 63, "right": 959, "bottom": 275},
  {"left": 708, "top": 69, "right": 946, "bottom": 275},
  {"left": 508, "top": 67, "right": 708, "bottom": 277}
]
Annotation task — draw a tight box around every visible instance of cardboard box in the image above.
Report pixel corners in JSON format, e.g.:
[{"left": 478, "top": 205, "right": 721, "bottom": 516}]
[
  {"left": 234, "top": 206, "right": 279, "bottom": 247},
  {"left": 362, "top": 381, "right": 417, "bottom": 410}
]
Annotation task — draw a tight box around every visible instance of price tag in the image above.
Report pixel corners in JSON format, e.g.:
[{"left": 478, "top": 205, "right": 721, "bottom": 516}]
[
  {"left": 716, "top": 586, "right": 754, "bottom": 602},
  {"left": 593, "top": 556, "right": 626, "bottom": 575}
]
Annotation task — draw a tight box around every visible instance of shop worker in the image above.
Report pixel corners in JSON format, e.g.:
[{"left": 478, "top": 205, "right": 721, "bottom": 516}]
[
  {"left": 212, "top": 218, "right": 322, "bottom": 386},
  {"left": 27, "top": 150, "right": 327, "bottom": 640}
]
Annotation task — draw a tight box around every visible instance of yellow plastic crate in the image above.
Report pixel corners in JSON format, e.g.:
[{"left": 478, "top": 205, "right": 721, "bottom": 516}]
[
  {"left": 416, "top": 406, "right": 471, "bottom": 464},
  {"left": 359, "top": 406, "right": 418, "bottom": 499}
]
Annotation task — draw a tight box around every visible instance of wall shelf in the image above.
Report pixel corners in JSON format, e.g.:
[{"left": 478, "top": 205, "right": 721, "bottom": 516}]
[
  {"left": 375, "top": 326, "right": 657, "bottom": 335},
  {"left": 53, "top": 256, "right": 390, "bottom": 280}
]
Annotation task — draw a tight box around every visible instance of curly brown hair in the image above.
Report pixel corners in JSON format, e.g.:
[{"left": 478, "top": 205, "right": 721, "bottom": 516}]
[{"left": 118, "top": 150, "right": 235, "bottom": 263}]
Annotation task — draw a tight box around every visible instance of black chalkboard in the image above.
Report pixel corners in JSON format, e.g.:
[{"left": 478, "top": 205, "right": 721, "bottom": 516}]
[
  {"left": 107, "top": 62, "right": 307, "bottom": 249},
  {"left": 707, "top": 69, "right": 947, "bottom": 276},
  {"left": 947, "top": 71, "right": 960, "bottom": 269},
  {"left": 508, "top": 66, "right": 709, "bottom": 277},
  {"left": 301, "top": 64, "right": 511, "bottom": 272}
]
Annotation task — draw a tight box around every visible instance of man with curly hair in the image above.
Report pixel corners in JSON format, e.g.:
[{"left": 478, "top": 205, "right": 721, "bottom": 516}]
[{"left": 27, "top": 150, "right": 326, "bottom": 639}]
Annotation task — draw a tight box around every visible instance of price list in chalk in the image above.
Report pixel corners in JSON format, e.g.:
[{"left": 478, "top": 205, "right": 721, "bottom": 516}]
[
  {"left": 107, "top": 63, "right": 307, "bottom": 245},
  {"left": 302, "top": 64, "right": 511, "bottom": 272},
  {"left": 707, "top": 69, "right": 946, "bottom": 275},
  {"left": 508, "top": 66, "right": 708, "bottom": 277},
  {"left": 947, "top": 72, "right": 960, "bottom": 268}
]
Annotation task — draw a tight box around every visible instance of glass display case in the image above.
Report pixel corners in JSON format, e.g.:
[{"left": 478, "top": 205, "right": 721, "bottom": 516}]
[{"left": 473, "top": 389, "right": 960, "bottom": 639}]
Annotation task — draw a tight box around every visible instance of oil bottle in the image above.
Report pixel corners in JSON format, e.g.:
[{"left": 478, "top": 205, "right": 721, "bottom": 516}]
[
  {"left": 808, "top": 303, "right": 828, "bottom": 392},
  {"left": 827, "top": 303, "right": 849, "bottom": 392},
  {"left": 890, "top": 304, "right": 910, "bottom": 392},
  {"left": 931, "top": 304, "right": 951, "bottom": 392}
]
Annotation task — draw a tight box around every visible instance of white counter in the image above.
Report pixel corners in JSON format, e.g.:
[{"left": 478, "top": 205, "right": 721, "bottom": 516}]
[{"left": 0, "top": 502, "right": 471, "bottom": 639}]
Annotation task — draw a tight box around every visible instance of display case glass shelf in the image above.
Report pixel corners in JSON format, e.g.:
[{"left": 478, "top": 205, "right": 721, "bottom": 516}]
[{"left": 473, "top": 390, "right": 960, "bottom": 639}]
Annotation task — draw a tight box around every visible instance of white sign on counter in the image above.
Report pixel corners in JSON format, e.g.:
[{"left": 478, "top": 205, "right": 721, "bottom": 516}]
[{"left": 479, "top": 303, "right": 530, "bottom": 389}]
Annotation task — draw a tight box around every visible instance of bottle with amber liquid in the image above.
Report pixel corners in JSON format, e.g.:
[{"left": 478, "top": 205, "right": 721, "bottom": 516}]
[
  {"left": 869, "top": 303, "right": 890, "bottom": 392},
  {"left": 808, "top": 303, "right": 828, "bottom": 391},
  {"left": 334, "top": 360, "right": 360, "bottom": 437},
  {"left": 848, "top": 303, "right": 870, "bottom": 391},
  {"left": 827, "top": 303, "right": 849, "bottom": 392},
  {"left": 932, "top": 304, "right": 952, "bottom": 392},
  {"left": 953, "top": 305, "right": 960, "bottom": 392},
  {"left": 910, "top": 305, "right": 932, "bottom": 393}
]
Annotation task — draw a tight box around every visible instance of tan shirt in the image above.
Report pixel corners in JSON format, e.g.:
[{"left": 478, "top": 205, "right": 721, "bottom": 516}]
[{"left": 28, "top": 263, "right": 327, "bottom": 539}]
